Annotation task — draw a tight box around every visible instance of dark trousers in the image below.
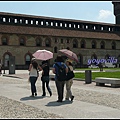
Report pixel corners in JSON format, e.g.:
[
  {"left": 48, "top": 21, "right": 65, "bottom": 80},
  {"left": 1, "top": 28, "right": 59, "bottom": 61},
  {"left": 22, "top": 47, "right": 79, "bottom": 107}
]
[
  {"left": 42, "top": 81, "right": 51, "bottom": 95},
  {"left": 30, "top": 76, "right": 37, "bottom": 95},
  {"left": 55, "top": 80, "right": 65, "bottom": 101}
]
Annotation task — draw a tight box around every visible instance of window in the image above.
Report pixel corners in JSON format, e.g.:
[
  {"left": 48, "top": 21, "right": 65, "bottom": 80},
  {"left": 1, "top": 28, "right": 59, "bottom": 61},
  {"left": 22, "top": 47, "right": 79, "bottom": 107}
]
[
  {"left": 100, "top": 41, "right": 105, "bottom": 49},
  {"left": 36, "top": 38, "right": 41, "bottom": 46},
  {"left": 4, "top": 54, "right": 10, "bottom": 67},
  {"left": 2, "top": 37, "right": 8, "bottom": 45},
  {"left": 55, "top": 38, "right": 58, "bottom": 43},
  {"left": 20, "top": 38, "right": 25, "bottom": 46},
  {"left": 92, "top": 41, "right": 96, "bottom": 49},
  {"left": 73, "top": 39, "right": 78, "bottom": 48},
  {"left": 25, "top": 54, "right": 31, "bottom": 65},
  {"left": 61, "top": 39, "right": 63, "bottom": 43},
  {"left": 45, "top": 39, "right": 50, "bottom": 47},
  {"left": 112, "top": 42, "right": 116, "bottom": 49},
  {"left": 81, "top": 40, "right": 85, "bottom": 48},
  {"left": 66, "top": 39, "right": 70, "bottom": 43}
]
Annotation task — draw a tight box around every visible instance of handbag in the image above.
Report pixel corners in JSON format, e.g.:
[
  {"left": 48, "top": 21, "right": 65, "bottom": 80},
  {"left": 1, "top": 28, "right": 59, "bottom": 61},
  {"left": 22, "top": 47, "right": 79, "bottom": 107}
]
[{"left": 66, "top": 67, "right": 75, "bottom": 81}]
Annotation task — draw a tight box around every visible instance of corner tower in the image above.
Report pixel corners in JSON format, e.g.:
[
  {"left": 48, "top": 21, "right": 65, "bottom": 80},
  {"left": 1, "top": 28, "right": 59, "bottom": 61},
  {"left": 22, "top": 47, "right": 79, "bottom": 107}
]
[{"left": 112, "top": 1, "right": 120, "bottom": 24}]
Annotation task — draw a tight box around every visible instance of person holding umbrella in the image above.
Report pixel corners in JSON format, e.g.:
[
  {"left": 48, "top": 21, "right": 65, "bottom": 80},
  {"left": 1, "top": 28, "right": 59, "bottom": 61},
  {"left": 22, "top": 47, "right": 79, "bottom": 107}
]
[
  {"left": 65, "top": 59, "right": 74, "bottom": 101},
  {"left": 28, "top": 58, "right": 42, "bottom": 97},
  {"left": 41, "top": 60, "right": 52, "bottom": 97}
]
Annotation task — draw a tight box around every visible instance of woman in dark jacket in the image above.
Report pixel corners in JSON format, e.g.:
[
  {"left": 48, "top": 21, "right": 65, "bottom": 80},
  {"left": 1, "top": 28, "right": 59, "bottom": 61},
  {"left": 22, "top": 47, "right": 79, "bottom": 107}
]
[{"left": 41, "top": 60, "right": 52, "bottom": 97}]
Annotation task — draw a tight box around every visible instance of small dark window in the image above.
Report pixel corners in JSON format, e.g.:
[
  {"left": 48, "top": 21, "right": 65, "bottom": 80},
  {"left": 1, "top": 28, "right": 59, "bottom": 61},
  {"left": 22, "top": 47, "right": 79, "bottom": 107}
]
[
  {"left": 20, "top": 38, "right": 25, "bottom": 46},
  {"left": 45, "top": 39, "right": 50, "bottom": 47},
  {"left": 61, "top": 39, "right": 63, "bottom": 43},
  {"left": 36, "top": 39, "right": 41, "bottom": 46},
  {"left": 2, "top": 37, "right": 8, "bottom": 45}
]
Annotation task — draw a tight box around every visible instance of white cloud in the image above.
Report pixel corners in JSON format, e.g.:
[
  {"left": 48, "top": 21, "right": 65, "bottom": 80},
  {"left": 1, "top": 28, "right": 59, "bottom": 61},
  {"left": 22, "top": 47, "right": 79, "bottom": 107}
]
[{"left": 97, "top": 10, "right": 113, "bottom": 20}]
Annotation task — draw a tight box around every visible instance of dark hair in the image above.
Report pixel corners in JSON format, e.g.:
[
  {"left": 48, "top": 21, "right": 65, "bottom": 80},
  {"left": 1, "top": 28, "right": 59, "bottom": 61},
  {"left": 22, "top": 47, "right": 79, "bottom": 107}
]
[
  {"left": 56, "top": 55, "right": 64, "bottom": 62},
  {"left": 32, "top": 60, "right": 38, "bottom": 70}
]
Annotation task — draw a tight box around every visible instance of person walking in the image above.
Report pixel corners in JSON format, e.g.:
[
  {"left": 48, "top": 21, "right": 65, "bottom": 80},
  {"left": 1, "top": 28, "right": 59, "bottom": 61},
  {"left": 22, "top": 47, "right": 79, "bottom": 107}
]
[
  {"left": 65, "top": 59, "right": 74, "bottom": 101},
  {"left": 28, "top": 58, "right": 42, "bottom": 97},
  {"left": 41, "top": 60, "right": 52, "bottom": 97},
  {"left": 52, "top": 55, "right": 68, "bottom": 102}
]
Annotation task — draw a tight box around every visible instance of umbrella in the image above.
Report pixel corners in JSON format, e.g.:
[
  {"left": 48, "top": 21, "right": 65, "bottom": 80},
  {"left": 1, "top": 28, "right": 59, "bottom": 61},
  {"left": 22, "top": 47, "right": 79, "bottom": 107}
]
[
  {"left": 32, "top": 49, "right": 53, "bottom": 60},
  {"left": 59, "top": 49, "right": 79, "bottom": 63}
]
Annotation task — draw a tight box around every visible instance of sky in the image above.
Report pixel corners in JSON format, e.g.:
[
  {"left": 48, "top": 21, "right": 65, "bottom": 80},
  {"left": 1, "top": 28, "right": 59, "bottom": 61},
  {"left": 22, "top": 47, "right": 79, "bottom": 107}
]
[{"left": 0, "top": 1, "right": 115, "bottom": 24}]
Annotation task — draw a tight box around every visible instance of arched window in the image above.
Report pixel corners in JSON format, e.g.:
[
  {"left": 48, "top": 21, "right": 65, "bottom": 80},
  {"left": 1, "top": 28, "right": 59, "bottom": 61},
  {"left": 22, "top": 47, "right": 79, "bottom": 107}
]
[
  {"left": 54, "top": 47, "right": 57, "bottom": 53},
  {"left": 36, "top": 38, "right": 42, "bottom": 46},
  {"left": 100, "top": 41, "right": 105, "bottom": 49},
  {"left": 111, "top": 42, "right": 116, "bottom": 49},
  {"left": 91, "top": 40, "right": 96, "bottom": 49},
  {"left": 73, "top": 39, "right": 78, "bottom": 48},
  {"left": 81, "top": 40, "right": 85, "bottom": 48},
  {"left": 4, "top": 54, "right": 10, "bottom": 67},
  {"left": 66, "top": 39, "right": 70, "bottom": 43},
  {"left": 25, "top": 54, "right": 31, "bottom": 65},
  {"left": 20, "top": 38, "right": 25, "bottom": 46},
  {"left": 2, "top": 37, "right": 8, "bottom": 45},
  {"left": 45, "top": 39, "right": 51, "bottom": 47},
  {"left": 54, "top": 38, "right": 58, "bottom": 43},
  {"left": 61, "top": 39, "right": 63, "bottom": 43}
]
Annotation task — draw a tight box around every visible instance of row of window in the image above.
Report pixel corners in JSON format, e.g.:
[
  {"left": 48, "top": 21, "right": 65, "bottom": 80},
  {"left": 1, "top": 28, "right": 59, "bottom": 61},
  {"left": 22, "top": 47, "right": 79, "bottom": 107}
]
[
  {"left": 1, "top": 36, "right": 117, "bottom": 49},
  {"left": 3, "top": 52, "right": 120, "bottom": 67},
  {"left": 1, "top": 15, "right": 118, "bottom": 32}
]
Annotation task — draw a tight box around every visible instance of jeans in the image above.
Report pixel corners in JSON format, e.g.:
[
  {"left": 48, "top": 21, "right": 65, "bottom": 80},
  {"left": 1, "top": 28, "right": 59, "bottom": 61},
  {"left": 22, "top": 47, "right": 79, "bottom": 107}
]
[
  {"left": 55, "top": 80, "right": 65, "bottom": 101},
  {"left": 41, "top": 76, "right": 51, "bottom": 95},
  {"left": 30, "top": 76, "right": 37, "bottom": 95}
]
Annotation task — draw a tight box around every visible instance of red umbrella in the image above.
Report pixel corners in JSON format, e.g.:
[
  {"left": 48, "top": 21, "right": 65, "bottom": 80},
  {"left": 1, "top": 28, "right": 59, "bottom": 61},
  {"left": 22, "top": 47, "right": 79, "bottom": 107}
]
[
  {"left": 32, "top": 49, "right": 53, "bottom": 60},
  {"left": 59, "top": 49, "right": 79, "bottom": 63}
]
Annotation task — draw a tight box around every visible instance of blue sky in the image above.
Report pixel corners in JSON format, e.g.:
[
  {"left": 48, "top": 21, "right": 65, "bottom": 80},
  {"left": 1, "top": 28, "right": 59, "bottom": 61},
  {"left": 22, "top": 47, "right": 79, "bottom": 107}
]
[{"left": 0, "top": 1, "right": 115, "bottom": 24}]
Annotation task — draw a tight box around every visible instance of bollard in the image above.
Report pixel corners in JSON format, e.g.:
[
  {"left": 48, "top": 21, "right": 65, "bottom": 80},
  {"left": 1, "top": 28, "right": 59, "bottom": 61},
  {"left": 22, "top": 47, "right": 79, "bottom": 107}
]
[{"left": 85, "top": 70, "right": 92, "bottom": 84}]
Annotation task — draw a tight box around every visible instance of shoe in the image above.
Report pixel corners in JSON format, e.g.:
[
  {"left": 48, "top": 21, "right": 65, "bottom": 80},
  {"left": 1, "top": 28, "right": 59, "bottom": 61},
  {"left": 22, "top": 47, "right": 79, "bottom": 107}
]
[
  {"left": 30, "top": 95, "right": 34, "bottom": 97},
  {"left": 49, "top": 91, "right": 52, "bottom": 97},
  {"left": 71, "top": 96, "right": 74, "bottom": 101},
  {"left": 57, "top": 100, "right": 62, "bottom": 102},
  {"left": 42, "top": 94, "right": 46, "bottom": 96},
  {"left": 35, "top": 93, "right": 37, "bottom": 96}
]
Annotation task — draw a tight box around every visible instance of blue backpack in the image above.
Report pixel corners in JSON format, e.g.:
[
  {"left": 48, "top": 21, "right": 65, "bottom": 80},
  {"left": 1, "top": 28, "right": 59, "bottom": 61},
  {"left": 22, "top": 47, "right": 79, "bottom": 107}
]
[{"left": 55, "top": 63, "right": 67, "bottom": 81}]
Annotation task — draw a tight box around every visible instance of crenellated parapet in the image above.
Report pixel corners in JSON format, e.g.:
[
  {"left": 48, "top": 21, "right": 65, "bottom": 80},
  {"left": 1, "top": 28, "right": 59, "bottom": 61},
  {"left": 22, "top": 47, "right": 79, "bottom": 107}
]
[{"left": 0, "top": 12, "right": 120, "bottom": 33}]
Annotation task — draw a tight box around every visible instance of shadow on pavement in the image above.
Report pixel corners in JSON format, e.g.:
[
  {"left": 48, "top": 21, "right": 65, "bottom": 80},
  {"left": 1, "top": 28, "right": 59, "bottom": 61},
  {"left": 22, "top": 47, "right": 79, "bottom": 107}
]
[
  {"left": 45, "top": 100, "right": 73, "bottom": 107},
  {"left": 3, "top": 74, "right": 23, "bottom": 79},
  {"left": 20, "top": 96, "right": 45, "bottom": 101}
]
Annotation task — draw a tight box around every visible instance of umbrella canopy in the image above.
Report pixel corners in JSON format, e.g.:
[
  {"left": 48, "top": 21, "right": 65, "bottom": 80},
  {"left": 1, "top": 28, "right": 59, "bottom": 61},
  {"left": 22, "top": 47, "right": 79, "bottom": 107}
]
[
  {"left": 59, "top": 49, "right": 79, "bottom": 63},
  {"left": 32, "top": 49, "right": 53, "bottom": 60}
]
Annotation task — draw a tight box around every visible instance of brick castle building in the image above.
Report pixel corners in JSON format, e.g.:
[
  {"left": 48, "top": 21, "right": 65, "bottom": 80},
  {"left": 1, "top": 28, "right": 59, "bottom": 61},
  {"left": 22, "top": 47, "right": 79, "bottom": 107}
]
[{"left": 0, "top": 1, "right": 120, "bottom": 69}]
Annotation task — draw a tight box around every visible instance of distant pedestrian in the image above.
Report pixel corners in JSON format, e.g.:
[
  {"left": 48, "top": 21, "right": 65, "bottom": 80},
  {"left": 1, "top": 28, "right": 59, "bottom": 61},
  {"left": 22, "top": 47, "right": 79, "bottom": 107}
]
[
  {"left": 41, "top": 60, "right": 52, "bottom": 97},
  {"left": 65, "top": 59, "right": 74, "bottom": 101},
  {"left": 28, "top": 58, "right": 42, "bottom": 97},
  {"left": 52, "top": 55, "right": 68, "bottom": 102}
]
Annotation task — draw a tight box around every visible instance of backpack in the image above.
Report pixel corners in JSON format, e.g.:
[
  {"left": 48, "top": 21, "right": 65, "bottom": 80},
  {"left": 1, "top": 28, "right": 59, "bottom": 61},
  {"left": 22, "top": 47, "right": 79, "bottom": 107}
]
[{"left": 55, "top": 63, "right": 67, "bottom": 81}]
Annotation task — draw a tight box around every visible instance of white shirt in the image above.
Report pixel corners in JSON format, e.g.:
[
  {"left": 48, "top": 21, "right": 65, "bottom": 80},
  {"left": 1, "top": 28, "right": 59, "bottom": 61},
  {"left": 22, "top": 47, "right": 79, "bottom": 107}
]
[{"left": 29, "top": 66, "right": 38, "bottom": 77}]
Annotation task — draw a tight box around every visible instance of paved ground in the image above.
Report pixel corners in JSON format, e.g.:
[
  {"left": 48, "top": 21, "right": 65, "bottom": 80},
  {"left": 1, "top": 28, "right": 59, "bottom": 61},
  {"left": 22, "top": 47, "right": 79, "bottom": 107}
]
[{"left": 1, "top": 70, "right": 120, "bottom": 118}]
